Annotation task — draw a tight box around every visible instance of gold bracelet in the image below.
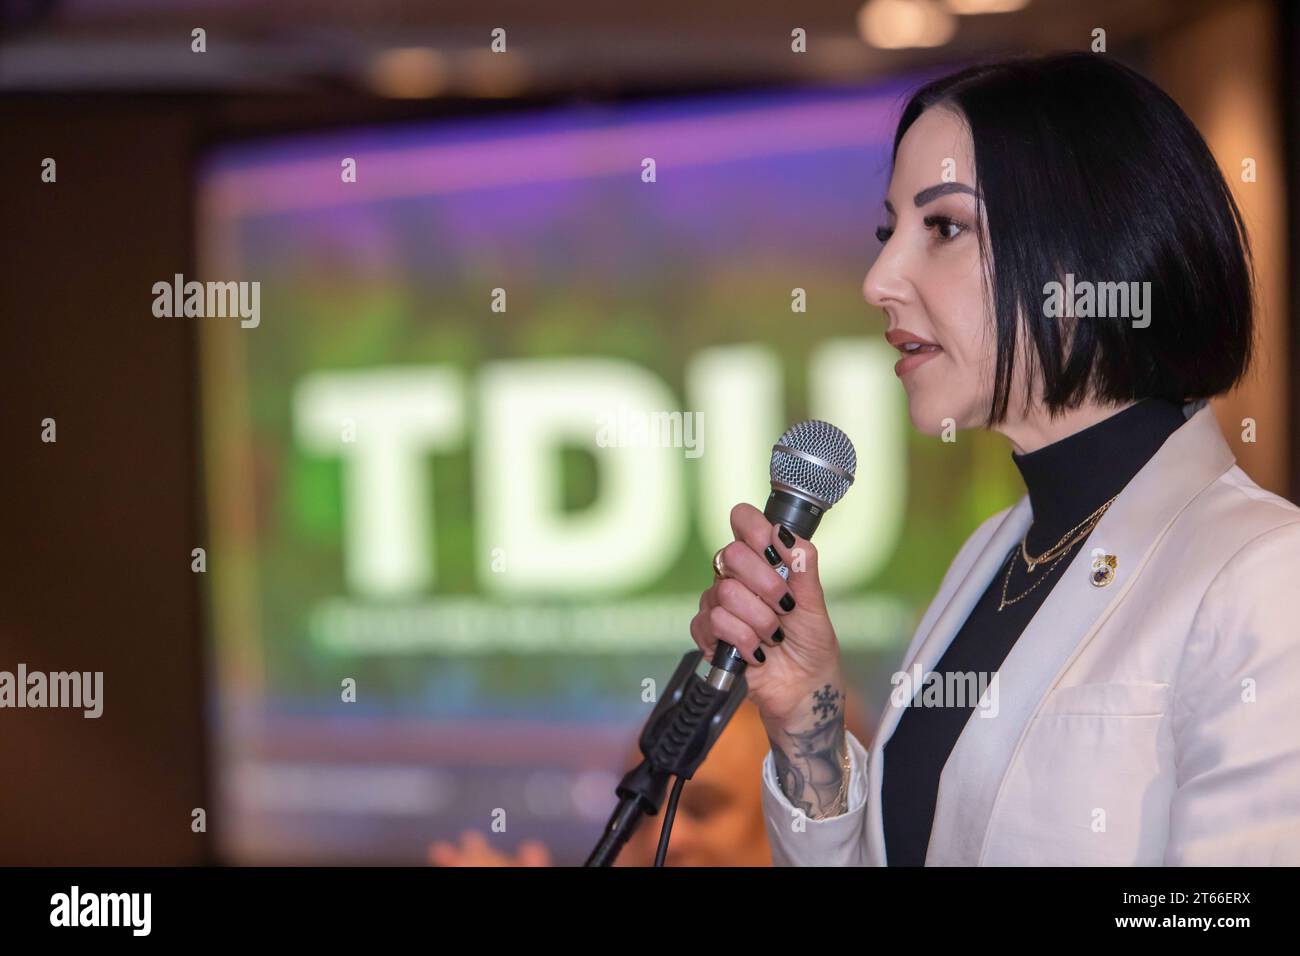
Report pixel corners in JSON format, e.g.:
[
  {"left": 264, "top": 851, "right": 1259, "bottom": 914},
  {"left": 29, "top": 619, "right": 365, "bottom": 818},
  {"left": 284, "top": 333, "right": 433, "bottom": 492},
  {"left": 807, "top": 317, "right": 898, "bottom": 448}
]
[{"left": 809, "top": 733, "right": 853, "bottom": 821}]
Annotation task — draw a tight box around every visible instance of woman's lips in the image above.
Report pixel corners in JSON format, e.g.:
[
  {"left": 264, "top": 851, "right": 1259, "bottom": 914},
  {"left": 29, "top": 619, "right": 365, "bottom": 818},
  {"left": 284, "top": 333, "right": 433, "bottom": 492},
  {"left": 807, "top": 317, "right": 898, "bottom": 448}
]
[
  {"left": 884, "top": 329, "right": 943, "bottom": 377},
  {"left": 894, "top": 344, "right": 943, "bottom": 377}
]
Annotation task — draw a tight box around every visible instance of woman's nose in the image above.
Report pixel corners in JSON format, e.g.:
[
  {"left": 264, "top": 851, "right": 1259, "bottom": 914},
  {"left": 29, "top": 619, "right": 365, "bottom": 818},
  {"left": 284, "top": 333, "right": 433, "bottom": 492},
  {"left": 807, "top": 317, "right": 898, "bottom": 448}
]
[{"left": 863, "top": 240, "right": 909, "bottom": 309}]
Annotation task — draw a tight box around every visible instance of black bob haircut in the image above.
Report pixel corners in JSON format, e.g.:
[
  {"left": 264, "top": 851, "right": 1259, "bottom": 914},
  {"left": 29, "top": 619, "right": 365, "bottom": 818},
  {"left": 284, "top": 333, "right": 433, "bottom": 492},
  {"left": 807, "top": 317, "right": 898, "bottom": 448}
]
[{"left": 892, "top": 52, "right": 1255, "bottom": 425}]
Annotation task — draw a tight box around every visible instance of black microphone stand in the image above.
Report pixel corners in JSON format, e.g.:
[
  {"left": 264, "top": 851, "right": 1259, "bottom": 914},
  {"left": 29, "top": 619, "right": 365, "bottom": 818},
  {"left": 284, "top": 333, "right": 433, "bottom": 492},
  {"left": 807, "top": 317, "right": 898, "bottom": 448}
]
[{"left": 583, "top": 647, "right": 747, "bottom": 866}]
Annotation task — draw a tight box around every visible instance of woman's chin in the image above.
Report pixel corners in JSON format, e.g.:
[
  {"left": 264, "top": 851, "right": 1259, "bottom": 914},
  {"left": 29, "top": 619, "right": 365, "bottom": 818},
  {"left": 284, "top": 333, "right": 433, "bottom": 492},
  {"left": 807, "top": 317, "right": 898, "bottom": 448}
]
[{"left": 905, "top": 396, "right": 968, "bottom": 438}]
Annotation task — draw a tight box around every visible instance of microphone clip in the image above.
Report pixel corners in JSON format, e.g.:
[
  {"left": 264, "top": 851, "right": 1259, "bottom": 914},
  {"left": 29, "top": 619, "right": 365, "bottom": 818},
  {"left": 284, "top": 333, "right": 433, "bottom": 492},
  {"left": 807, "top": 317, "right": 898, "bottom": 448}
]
[{"left": 583, "top": 649, "right": 747, "bottom": 866}]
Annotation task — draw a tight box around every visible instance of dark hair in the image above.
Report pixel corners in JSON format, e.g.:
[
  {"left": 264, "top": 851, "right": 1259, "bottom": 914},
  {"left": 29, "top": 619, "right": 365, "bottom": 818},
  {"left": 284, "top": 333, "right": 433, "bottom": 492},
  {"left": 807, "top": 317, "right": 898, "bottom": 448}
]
[{"left": 893, "top": 52, "right": 1255, "bottom": 425}]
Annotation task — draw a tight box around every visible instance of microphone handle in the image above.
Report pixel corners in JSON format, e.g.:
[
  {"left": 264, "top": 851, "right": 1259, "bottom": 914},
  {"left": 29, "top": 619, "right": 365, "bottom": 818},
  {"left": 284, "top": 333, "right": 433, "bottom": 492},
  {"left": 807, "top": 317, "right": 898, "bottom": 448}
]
[{"left": 708, "top": 489, "right": 827, "bottom": 680}]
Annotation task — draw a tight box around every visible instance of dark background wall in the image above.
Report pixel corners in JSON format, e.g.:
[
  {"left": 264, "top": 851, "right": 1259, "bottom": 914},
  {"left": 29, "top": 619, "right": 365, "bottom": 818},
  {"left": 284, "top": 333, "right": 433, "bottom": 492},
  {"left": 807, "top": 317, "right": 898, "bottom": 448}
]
[{"left": 0, "top": 98, "right": 208, "bottom": 864}]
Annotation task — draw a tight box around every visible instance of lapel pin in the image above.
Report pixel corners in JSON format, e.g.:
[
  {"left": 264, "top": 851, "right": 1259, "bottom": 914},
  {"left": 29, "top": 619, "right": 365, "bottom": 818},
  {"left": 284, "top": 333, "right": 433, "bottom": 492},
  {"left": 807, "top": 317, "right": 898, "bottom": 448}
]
[{"left": 1089, "top": 547, "right": 1117, "bottom": 587}]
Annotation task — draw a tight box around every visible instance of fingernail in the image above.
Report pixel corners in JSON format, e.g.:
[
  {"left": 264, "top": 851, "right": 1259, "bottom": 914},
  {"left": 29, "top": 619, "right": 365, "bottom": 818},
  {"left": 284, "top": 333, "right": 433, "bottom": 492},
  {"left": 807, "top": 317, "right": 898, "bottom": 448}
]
[
  {"left": 754, "top": 647, "right": 766, "bottom": 663},
  {"left": 780, "top": 592, "right": 796, "bottom": 612},
  {"left": 772, "top": 627, "right": 784, "bottom": 643},
  {"left": 778, "top": 525, "right": 795, "bottom": 548},
  {"left": 764, "top": 546, "right": 781, "bottom": 566}
]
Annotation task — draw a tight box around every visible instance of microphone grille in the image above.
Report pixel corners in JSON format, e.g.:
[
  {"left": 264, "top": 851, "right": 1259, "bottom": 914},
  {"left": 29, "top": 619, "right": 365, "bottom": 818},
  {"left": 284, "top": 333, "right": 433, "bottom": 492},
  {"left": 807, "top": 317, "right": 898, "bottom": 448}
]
[{"left": 769, "top": 420, "right": 857, "bottom": 509}]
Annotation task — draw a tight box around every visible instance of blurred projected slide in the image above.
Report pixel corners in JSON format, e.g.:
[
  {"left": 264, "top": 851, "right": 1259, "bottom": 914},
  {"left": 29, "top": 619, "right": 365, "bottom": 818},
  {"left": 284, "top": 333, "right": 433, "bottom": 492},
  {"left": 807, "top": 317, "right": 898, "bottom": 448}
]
[{"left": 197, "top": 82, "right": 1021, "bottom": 864}]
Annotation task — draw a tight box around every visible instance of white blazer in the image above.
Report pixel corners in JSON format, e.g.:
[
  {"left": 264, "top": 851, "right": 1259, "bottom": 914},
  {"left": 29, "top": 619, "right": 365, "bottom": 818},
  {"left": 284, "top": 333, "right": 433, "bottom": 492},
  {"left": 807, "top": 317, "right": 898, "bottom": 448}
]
[{"left": 761, "top": 398, "right": 1300, "bottom": 865}]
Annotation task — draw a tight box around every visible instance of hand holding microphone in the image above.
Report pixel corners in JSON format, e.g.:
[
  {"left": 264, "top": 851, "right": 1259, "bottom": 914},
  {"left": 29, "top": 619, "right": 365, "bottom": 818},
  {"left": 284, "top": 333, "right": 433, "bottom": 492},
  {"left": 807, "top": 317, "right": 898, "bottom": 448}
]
[
  {"left": 587, "top": 421, "right": 859, "bottom": 864},
  {"left": 688, "top": 421, "right": 856, "bottom": 734}
]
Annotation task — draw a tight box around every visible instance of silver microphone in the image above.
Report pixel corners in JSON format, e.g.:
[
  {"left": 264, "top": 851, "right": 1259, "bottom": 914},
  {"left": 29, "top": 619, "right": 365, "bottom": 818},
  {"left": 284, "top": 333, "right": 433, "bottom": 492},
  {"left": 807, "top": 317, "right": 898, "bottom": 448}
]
[{"left": 706, "top": 420, "right": 857, "bottom": 688}]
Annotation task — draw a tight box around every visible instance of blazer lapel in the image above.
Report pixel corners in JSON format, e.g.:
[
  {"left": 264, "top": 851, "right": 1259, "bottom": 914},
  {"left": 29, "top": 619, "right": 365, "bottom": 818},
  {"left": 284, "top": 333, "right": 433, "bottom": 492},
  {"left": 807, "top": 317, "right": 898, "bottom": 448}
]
[
  {"left": 865, "top": 496, "right": 1031, "bottom": 864},
  {"left": 866, "top": 399, "right": 1236, "bottom": 866}
]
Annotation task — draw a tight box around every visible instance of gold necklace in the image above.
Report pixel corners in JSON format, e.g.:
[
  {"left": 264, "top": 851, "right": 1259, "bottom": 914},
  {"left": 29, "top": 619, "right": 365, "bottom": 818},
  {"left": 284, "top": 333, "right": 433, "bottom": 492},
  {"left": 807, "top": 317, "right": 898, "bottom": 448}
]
[
  {"left": 998, "top": 545, "right": 1072, "bottom": 611},
  {"left": 1020, "top": 494, "right": 1119, "bottom": 571},
  {"left": 999, "top": 498, "right": 1116, "bottom": 611}
]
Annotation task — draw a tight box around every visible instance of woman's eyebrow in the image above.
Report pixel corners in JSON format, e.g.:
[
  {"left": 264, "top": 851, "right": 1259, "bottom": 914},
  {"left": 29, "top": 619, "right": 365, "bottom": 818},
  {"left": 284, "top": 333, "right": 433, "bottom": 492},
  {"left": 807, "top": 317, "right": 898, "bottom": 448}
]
[{"left": 913, "top": 182, "right": 977, "bottom": 206}]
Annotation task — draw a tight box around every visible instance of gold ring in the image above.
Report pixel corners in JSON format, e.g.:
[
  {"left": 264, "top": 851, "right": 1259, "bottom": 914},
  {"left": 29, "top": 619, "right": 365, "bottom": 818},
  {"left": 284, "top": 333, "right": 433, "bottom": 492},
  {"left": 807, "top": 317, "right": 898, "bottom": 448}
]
[{"left": 712, "top": 547, "right": 727, "bottom": 579}]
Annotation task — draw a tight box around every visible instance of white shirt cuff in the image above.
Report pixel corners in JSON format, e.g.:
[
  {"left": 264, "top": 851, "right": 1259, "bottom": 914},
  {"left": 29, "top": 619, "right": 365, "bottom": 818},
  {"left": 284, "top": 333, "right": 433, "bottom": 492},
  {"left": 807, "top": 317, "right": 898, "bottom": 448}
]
[{"left": 760, "top": 729, "right": 870, "bottom": 865}]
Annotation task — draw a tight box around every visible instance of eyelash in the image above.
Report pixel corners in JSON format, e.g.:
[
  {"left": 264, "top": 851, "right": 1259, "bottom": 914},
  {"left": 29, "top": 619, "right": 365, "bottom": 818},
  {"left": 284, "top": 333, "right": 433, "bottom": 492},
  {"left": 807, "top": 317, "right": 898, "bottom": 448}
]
[{"left": 875, "top": 216, "right": 968, "bottom": 245}]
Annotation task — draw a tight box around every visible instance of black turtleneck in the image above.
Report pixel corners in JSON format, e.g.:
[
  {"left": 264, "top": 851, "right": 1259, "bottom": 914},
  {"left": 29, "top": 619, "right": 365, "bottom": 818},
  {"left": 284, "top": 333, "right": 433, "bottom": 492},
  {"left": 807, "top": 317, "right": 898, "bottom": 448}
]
[{"left": 881, "top": 397, "right": 1189, "bottom": 866}]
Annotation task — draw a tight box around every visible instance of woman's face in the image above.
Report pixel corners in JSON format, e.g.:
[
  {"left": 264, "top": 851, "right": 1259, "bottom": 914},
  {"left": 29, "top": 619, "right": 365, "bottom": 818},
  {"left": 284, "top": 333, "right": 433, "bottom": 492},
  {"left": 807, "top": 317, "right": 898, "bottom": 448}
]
[{"left": 864, "top": 106, "right": 1014, "bottom": 436}]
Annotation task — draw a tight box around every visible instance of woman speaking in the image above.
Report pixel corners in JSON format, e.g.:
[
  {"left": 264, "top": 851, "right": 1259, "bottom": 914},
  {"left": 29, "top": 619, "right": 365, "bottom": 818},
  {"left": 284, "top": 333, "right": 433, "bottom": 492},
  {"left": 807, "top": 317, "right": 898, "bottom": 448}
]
[{"left": 689, "top": 52, "right": 1300, "bottom": 866}]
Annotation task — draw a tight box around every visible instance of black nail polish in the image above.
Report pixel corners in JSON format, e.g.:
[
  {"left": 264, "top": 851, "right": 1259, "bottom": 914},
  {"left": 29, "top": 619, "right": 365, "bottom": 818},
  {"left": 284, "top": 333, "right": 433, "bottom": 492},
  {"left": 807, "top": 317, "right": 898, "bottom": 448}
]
[
  {"left": 778, "top": 526, "right": 795, "bottom": 548},
  {"left": 780, "top": 592, "right": 796, "bottom": 612},
  {"left": 772, "top": 627, "right": 784, "bottom": 643},
  {"left": 754, "top": 647, "right": 766, "bottom": 663},
  {"left": 764, "top": 546, "right": 781, "bottom": 566}
]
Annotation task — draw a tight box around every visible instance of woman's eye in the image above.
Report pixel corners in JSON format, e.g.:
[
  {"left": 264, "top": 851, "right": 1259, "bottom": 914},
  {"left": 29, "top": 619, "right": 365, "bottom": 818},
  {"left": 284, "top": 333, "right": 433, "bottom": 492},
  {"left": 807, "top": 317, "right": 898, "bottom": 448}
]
[
  {"left": 875, "top": 225, "right": 894, "bottom": 243},
  {"left": 923, "top": 215, "right": 966, "bottom": 242}
]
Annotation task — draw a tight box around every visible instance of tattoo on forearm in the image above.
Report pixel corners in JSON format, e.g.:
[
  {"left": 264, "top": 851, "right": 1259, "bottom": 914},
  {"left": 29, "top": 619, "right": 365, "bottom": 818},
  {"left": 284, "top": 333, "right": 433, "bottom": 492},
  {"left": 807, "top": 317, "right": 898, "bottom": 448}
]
[{"left": 770, "top": 684, "right": 847, "bottom": 818}]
